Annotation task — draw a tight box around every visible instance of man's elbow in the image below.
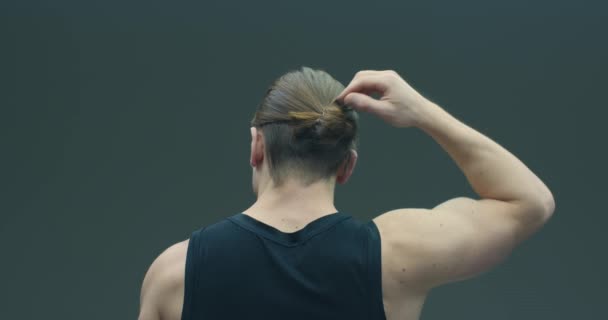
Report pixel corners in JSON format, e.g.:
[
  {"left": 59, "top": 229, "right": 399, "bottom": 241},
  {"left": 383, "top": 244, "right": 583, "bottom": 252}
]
[
  {"left": 533, "top": 190, "right": 556, "bottom": 226},
  {"left": 520, "top": 189, "right": 556, "bottom": 229}
]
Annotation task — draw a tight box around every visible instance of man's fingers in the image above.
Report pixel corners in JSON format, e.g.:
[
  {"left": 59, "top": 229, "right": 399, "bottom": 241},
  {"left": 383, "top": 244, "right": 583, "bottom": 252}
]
[
  {"left": 342, "top": 92, "right": 386, "bottom": 113},
  {"left": 336, "top": 75, "right": 388, "bottom": 101},
  {"left": 352, "top": 70, "right": 382, "bottom": 78}
]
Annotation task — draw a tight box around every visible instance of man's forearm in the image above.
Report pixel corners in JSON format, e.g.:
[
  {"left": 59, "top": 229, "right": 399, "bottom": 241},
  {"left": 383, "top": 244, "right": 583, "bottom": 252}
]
[{"left": 416, "top": 101, "right": 555, "bottom": 210}]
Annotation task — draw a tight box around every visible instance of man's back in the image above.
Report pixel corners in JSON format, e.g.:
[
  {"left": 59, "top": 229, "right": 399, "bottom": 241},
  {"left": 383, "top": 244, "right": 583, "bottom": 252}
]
[
  {"left": 179, "top": 211, "right": 386, "bottom": 320},
  {"left": 138, "top": 210, "right": 432, "bottom": 320}
]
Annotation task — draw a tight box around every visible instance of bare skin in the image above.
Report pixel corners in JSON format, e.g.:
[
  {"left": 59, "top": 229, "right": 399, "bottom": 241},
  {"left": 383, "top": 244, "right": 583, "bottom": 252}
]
[{"left": 138, "top": 70, "right": 555, "bottom": 320}]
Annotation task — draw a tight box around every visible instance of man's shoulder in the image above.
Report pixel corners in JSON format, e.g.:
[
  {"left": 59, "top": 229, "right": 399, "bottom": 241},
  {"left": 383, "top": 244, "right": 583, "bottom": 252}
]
[
  {"left": 139, "top": 239, "right": 190, "bottom": 319},
  {"left": 144, "top": 239, "right": 189, "bottom": 288}
]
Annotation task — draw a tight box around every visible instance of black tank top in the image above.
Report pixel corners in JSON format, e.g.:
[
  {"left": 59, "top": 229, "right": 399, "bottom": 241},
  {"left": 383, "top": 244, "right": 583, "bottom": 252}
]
[{"left": 181, "top": 211, "right": 387, "bottom": 320}]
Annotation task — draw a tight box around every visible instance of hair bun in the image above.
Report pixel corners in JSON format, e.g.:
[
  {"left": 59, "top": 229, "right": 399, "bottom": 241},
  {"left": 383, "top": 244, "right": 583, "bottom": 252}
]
[
  {"left": 288, "top": 103, "right": 355, "bottom": 145},
  {"left": 249, "top": 66, "right": 359, "bottom": 186}
]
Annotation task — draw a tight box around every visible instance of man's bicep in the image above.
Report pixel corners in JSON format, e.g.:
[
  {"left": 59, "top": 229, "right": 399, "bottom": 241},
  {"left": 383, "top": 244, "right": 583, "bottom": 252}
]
[
  {"left": 420, "top": 207, "right": 517, "bottom": 287},
  {"left": 375, "top": 199, "right": 522, "bottom": 290}
]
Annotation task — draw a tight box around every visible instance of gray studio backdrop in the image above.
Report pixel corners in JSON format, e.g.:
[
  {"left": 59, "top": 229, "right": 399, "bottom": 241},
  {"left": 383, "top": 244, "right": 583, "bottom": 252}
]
[{"left": 1, "top": 0, "right": 606, "bottom": 319}]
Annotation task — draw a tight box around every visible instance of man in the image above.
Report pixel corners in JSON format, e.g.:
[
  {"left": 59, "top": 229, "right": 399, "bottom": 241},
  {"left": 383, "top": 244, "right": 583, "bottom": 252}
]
[{"left": 138, "top": 67, "right": 555, "bottom": 320}]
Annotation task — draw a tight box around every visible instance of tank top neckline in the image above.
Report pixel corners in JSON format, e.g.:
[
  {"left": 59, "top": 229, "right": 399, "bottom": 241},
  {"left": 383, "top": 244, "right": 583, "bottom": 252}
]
[{"left": 228, "top": 211, "right": 352, "bottom": 247}]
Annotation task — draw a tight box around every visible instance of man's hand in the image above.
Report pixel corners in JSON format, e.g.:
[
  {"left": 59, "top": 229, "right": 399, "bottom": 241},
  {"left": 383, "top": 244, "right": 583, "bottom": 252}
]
[{"left": 335, "top": 70, "right": 435, "bottom": 128}]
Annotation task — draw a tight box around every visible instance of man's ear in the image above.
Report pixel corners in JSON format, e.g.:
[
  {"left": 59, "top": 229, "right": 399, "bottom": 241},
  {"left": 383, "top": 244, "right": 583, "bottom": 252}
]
[
  {"left": 250, "top": 127, "right": 264, "bottom": 167},
  {"left": 336, "top": 149, "right": 358, "bottom": 185}
]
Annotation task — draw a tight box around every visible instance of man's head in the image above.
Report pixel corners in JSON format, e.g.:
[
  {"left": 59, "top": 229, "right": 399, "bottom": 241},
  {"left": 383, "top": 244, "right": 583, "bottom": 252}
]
[{"left": 249, "top": 66, "right": 359, "bottom": 195}]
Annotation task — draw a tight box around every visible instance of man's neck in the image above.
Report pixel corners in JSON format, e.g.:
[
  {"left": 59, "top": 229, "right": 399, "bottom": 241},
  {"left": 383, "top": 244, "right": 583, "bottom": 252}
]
[{"left": 247, "top": 179, "right": 338, "bottom": 219}]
